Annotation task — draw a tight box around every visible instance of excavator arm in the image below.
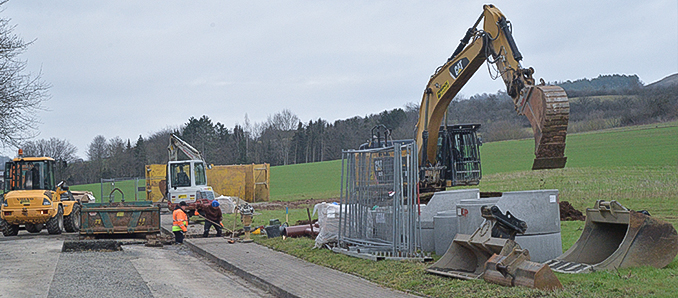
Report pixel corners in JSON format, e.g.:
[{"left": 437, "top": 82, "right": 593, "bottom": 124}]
[
  {"left": 415, "top": 4, "right": 569, "bottom": 189},
  {"left": 168, "top": 134, "right": 205, "bottom": 162}
]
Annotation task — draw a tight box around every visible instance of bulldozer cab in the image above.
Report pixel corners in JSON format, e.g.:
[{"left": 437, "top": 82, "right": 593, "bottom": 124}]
[{"left": 4, "top": 158, "right": 56, "bottom": 192}]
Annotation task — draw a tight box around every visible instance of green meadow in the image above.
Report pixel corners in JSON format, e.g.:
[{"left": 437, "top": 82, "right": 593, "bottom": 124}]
[
  {"left": 71, "top": 121, "right": 678, "bottom": 297},
  {"left": 257, "top": 121, "right": 678, "bottom": 298},
  {"left": 269, "top": 121, "right": 678, "bottom": 202}
]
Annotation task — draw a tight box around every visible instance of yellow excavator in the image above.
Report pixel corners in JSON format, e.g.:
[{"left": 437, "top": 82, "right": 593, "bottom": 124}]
[{"left": 416, "top": 4, "right": 569, "bottom": 193}]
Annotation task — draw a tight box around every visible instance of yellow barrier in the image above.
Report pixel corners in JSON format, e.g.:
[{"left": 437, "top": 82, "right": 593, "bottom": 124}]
[{"left": 145, "top": 163, "right": 270, "bottom": 203}]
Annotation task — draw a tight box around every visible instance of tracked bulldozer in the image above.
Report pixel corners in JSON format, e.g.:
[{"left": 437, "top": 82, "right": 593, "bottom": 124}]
[{"left": 546, "top": 200, "right": 678, "bottom": 273}]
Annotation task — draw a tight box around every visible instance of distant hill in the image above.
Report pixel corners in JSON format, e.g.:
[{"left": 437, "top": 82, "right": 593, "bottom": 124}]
[
  {"left": 646, "top": 73, "right": 678, "bottom": 88},
  {"left": 0, "top": 155, "right": 9, "bottom": 164},
  {"left": 554, "top": 74, "right": 643, "bottom": 97}
]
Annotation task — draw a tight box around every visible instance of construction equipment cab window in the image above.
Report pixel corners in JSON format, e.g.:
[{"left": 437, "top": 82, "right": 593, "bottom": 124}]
[
  {"left": 4, "top": 160, "right": 56, "bottom": 191},
  {"left": 170, "top": 162, "right": 191, "bottom": 187},
  {"left": 194, "top": 162, "right": 206, "bottom": 186}
]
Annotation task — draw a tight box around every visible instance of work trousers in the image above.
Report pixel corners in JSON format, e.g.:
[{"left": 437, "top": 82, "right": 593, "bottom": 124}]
[
  {"left": 174, "top": 230, "right": 185, "bottom": 244},
  {"left": 203, "top": 220, "right": 223, "bottom": 237}
]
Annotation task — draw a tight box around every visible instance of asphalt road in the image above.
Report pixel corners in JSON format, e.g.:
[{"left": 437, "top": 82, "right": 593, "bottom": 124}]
[{"left": 0, "top": 231, "right": 272, "bottom": 298}]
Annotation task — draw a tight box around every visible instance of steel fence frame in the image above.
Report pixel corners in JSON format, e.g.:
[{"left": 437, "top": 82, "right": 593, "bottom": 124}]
[{"left": 337, "top": 141, "right": 422, "bottom": 259}]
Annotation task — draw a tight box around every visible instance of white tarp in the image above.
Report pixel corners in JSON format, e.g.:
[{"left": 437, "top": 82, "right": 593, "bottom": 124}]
[
  {"left": 216, "top": 196, "right": 238, "bottom": 214},
  {"left": 313, "top": 202, "right": 340, "bottom": 248}
]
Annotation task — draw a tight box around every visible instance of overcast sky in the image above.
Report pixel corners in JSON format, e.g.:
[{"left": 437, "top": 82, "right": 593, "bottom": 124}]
[{"left": 2, "top": 0, "right": 677, "bottom": 159}]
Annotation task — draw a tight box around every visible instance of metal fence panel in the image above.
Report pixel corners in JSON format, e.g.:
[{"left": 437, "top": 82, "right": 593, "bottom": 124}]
[{"left": 337, "top": 141, "right": 423, "bottom": 259}]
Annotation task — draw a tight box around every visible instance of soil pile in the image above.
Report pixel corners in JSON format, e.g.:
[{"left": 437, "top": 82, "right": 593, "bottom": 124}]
[{"left": 560, "top": 201, "right": 585, "bottom": 221}]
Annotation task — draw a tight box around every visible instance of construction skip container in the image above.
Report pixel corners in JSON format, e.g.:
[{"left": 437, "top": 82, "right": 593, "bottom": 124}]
[
  {"left": 80, "top": 201, "right": 160, "bottom": 236},
  {"left": 546, "top": 200, "right": 678, "bottom": 273}
]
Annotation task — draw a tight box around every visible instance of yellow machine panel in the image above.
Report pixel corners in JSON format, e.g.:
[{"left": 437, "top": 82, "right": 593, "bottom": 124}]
[
  {"left": 145, "top": 163, "right": 269, "bottom": 203},
  {"left": 145, "top": 164, "right": 168, "bottom": 202}
]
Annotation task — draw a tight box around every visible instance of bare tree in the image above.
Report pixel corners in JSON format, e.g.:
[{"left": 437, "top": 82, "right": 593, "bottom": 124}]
[
  {"left": 87, "top": 135, "right": 107, "bottom": 179},
  {"left": 22, "top": 137, "right": 77, "bottom": 182},
  {"left": 22, "top": 138, "right": 77, "bottom": 162},
  {"left": 0, "top": 2, "right": 50, "bottom": 147},
  {"left": 267, "top": 109, "right": 300, "bottom": 131},
  {"left": 145, "top": 127, "right": 175, "bottom": 164},
  {"left": 266, "top": 109, "right": 300, "bottom": 165}
]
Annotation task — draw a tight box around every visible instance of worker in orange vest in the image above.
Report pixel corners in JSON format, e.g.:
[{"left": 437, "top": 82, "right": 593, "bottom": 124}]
[{"left": 172, "top": 201, "right": 189, "bottom": 244}]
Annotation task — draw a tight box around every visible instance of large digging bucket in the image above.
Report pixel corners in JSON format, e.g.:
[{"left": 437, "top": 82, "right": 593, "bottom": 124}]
[
  {"left": 546, "top": 200, "right": 678, "bottom": 273},
  {"left": 427, "top": 206, "right": 525, "bottom": 279},
  {"left": 484, "top": 247, "right": 562, "bottom": 291},
  {"left": 517, "top": 85, "right": 569, "bottom": 170},
  {"left": 427, "top": 232, "right": 518, "bottom": 279}
]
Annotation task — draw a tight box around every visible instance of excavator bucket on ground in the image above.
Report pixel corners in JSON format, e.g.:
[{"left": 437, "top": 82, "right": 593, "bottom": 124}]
[
  {"left": 427, "top": 206, "right": 525, "bottom": 279},
  {"left": 427, "top": 230, "right": 519, "bottom": 279},
  {"left": 546, "top": 200, "right": 678, "bottom": 273},
  {"left": 517, "top": 85, "right": 569, "bottom": 170},
  {"left": 484, "top": 247, "right": 562, "bottom": 291},
  {"left": 428, "top": 205, "right": 563, "bottom": 289}
]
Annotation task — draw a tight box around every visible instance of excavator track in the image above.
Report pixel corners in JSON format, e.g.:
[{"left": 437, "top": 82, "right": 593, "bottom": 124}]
[{"left": 518, "top": 85, "right": 569, "bottom": 170}]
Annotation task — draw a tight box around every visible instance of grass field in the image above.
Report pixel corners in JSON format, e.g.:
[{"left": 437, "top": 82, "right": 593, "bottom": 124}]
[
  {"left": 70, "top": 121, "right": 678, "bottom": 297},
  {"left": 255, "top": 121, "right": 678, "bottom": 298},
  {"left": 70, "top": 179, "right": 146, "bottom": 203},
  {"left": 270, "top": 121, "right": 678, "bottom": 201},
  {"left": 269, "top": 160, "right": 342, "bottom": 201}
]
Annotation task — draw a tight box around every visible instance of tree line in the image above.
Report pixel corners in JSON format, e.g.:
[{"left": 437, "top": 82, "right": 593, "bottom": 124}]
[{"left": 14, "top": 75, "right": 678, "bottom": 186}]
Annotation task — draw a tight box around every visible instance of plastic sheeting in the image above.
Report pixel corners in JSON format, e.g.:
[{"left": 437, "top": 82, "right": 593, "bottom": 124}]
[
  {"left": 215, "top": 196, "right": 237, "bottom": 214},
  {"left": 313, "top": 202, "right": 340, "bottom": 248}
]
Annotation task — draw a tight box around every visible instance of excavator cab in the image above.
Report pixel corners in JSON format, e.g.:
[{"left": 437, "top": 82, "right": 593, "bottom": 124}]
[
  {"left": 420, "top": 124, "right": 482, "bottom": 193},
  {"left": 436, "top": 124, "right": 482, "bottom": 187}
]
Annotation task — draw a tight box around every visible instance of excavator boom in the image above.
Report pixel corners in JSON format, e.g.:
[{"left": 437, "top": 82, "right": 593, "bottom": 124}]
[
  {"left": 168, "top": 134, "right": 205, "bottom": 162},
  {"left": 416, "top": 4, "right": 569, "bottom": 191}
]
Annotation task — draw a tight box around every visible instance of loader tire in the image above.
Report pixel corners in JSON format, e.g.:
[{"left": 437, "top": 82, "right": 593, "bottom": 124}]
[
  {"left": 64, "top": 204, "right": 81, "bottom": 233},
  {"left": 0, "top": 218, "right": 19, "bottom": 236},
  {"left": 25, "top": 223, "right": 44, "bottom": 233},
  {"left": 46, "top": 205, "right": 64, "bottom": 235}
]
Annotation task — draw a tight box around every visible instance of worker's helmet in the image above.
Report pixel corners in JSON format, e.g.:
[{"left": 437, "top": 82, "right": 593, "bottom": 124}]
[
  {"left": 179, "top": 201, "right": 188, "bottom": 207},
  {"left": 211, "top": 200, "right": 220, "bottom": 208}
]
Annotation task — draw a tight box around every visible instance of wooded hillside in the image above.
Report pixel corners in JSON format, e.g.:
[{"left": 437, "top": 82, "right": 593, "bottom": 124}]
[{"left": 14, "top": 74, "right": 677, "bottom": 185}]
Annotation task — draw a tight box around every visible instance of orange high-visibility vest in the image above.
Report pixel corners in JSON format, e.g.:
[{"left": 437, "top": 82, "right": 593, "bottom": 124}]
[{"left": 172, "top": 208, "right": 188, "bottom": 232}]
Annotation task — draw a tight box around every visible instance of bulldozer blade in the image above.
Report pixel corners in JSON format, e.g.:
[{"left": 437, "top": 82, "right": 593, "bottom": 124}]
[
  {"left": 427, "top": 233, "right": 519, "bottom": 279},
  {"left": 517, "top": 85, "right": 569, "bottom": 170},
  {"left": 546, "top": 200, "right": 678, "bottom": 273},
  {"left": 532, "top": 157, "right": 567, "bottom": 170},
  {"left": 484, "top": 248, "right": 563, "bottom": 291}
]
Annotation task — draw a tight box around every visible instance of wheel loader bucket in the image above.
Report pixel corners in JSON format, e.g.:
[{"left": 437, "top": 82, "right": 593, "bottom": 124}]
[{"left": 546, "top": 200, "right": 678, "bottom": 273}]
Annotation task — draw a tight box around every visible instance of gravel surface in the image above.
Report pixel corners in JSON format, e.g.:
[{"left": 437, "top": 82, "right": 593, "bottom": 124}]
[
  {"left": 1, "top": 220, "right": 271, "bottom": 298},
  {"left": 48, "top": 249, "right": 153, "bottom": 298}
]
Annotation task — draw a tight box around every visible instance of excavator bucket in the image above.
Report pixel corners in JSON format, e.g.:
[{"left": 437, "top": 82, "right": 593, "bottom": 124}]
[
  {"left": 427, "top": 206, "right": 525, "bottom": 279},
  {"left": 427, "top": 232, "right": 518, "bottom": 279},
  {"left": 484, "top": 247, "right": 562, "bottom": 291},
  {"left": 516, "top": 85, "right": 569, "bottom": 170},
  {"left": 546, "top": 200, "right": 678, "bottom": 273}
]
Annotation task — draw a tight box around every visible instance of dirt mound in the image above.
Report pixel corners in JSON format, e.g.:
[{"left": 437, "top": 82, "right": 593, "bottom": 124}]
[
  {"left": 252, "top": 198, "right": 339, "bottom": 211},
  {"left": 560, "top": 201, "right": 585, "bottom": 221}
]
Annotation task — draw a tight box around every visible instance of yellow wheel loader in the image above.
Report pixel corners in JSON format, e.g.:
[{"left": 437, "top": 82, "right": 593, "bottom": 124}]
[{"left": 0, "top": 151, "right": 81, "bottom": 236}]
